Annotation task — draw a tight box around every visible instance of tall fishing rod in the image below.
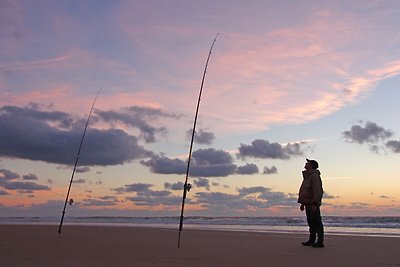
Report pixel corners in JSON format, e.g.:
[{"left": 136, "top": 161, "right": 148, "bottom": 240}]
[
  {"left": 58, "top": 89, "right": 101, "bottom": 235},
  {"left": 177, "top": 33, "right": 219, "bottom": 248}
]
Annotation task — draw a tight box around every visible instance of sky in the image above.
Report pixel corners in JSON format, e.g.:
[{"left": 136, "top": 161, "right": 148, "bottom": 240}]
[{"left": 1, "top": 0, "right": 400, "bottom": 218}]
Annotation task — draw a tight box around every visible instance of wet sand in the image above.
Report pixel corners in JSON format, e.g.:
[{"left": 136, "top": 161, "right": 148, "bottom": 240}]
[{"left": 0, "top": 224, "right": 399, "bottom": 266}]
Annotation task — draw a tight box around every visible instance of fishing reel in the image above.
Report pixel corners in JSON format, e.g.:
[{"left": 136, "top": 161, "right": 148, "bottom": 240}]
[
  {"left": 68, "top": 198, "right": 74, "bottom": 205},
  {"left": 184, "top": 183, "right": 192, "bottom": 192}
]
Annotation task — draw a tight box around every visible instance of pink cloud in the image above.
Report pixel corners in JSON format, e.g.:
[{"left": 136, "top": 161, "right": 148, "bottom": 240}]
[
  {"left": 2, "top": 55, "right": 70, "bottom": 70},
  {"left": 3, "top": 1, "right": 399, "bottom": 136}
]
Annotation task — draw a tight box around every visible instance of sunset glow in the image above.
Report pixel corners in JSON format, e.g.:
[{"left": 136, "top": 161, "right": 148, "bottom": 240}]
[{"left": 1, "top": 0, "right": 399, "bottom": 217}]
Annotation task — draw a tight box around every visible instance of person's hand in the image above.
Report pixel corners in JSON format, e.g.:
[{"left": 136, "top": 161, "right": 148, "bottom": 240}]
[{"left": 300, "top": 204, "right": 304, "bottom": 211}]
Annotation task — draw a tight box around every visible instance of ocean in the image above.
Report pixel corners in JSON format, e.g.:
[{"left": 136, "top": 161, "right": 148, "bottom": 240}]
[{"left": 1, "top": 216, "right": 399, "bottom": 237}]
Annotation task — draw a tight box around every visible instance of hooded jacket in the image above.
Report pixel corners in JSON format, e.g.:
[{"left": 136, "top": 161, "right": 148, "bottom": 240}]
[{"left": 297, "top": 169, "right": 323, "bottom": 206}]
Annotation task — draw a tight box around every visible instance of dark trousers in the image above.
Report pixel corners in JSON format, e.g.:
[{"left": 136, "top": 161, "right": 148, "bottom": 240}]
[{"left": 305, "top": 205, "right": 324, "bottom": 243}]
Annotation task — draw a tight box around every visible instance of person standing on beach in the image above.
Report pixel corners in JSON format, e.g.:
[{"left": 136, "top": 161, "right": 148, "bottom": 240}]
[{"left": 298, "top": 159, "right": 324, "bottom": 248}]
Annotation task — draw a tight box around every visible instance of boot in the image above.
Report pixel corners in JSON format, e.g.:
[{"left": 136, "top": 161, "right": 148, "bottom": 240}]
[
  {"left": 301, "top": 235, "right": 315, "bottom": 246},
  {"left": 301, "top": 240, "right": 314, "bottom": 246},
  {"left": 312, "top": 242, "right": 324, "bottom": 248},
  {"left": 312, "top": 232, "right": 324, "bottom": 248}
]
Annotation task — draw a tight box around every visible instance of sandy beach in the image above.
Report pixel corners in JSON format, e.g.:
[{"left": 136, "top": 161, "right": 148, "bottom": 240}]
[{"left": 0, "top": 224, "right": 399, "bottom": 267}]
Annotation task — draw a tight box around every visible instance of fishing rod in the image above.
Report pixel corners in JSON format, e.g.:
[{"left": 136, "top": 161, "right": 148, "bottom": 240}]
[
  {"left": 58, "top": 89, "right": 101, "bottom": 235},
  {"left": 177, "top": 33, "right": 219, "bottom": 248}
]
